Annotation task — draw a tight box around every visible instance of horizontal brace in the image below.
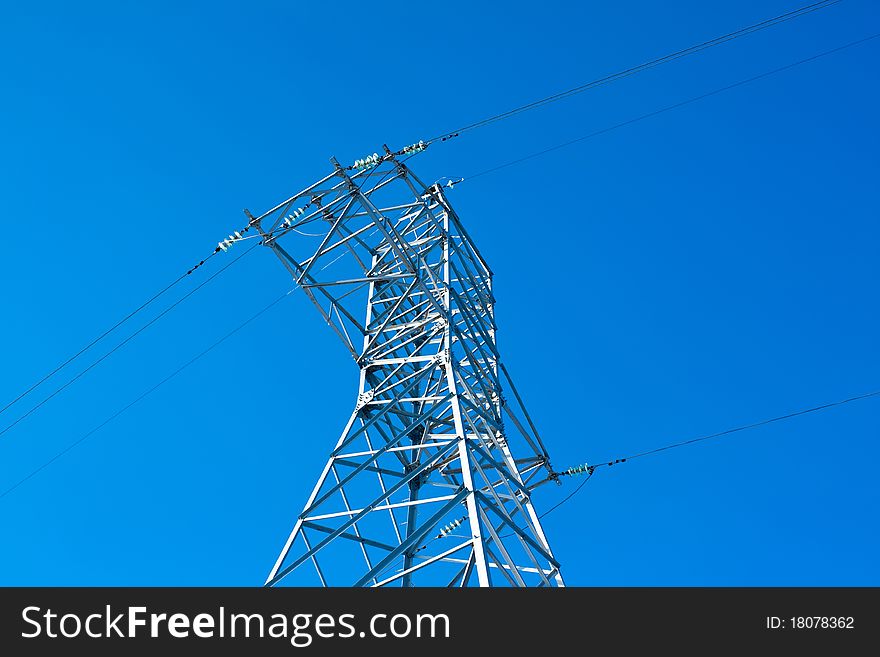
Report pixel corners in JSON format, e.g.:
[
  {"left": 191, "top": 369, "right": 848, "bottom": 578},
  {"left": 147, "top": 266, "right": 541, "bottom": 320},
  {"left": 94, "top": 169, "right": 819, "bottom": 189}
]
[
  {"left": 366, "top": 395, "right": 448, "bottom": 405},
  {"left": 366, "top": 355, "right": 437, "bottom": 366},
  {"left": 303, "top": 494, "right": 459, "bottom": 523},
  {"left": 332, "top": 458, "right": 403, "bottom": 479},
  {"left": 428, "top": 556, "right": 554, "bottom": 577},
  {"left": 366, "top": 318, "right": 440, "bottom": 334},
  {"left": 336, "top": 440, "right": 455, "bottom": 460},
  {"left": 303, "top": 273, "right": 413, "bottom": 288}
]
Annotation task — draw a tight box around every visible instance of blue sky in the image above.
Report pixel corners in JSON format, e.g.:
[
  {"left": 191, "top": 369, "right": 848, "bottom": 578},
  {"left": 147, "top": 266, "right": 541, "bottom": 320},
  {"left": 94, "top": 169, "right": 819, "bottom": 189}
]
[{"left": 1, "top": 0, "right": 878, "bottom": 585}]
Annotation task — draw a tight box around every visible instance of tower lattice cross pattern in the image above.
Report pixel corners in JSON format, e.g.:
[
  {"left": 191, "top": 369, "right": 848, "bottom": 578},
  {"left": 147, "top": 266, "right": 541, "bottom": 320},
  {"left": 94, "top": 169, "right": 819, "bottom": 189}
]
[{"left": 251, "top": 150, "right": 563, "bottom": 587}]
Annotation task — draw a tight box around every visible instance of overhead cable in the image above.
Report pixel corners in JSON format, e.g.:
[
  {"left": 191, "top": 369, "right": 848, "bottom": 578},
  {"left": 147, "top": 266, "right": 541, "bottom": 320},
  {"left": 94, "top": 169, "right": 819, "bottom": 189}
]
[
  {"left": 0, "top": 226, "right": 256, "bottom": 420},
  {"left": 426, "top": 0, "right": 843, "bottom": 144},
  {"left": 543, "top": 389, "right": 880, "bottom": 515},
  {"left": 0, "top": 287, "right": 296, "bottom": 500},
  {"left": 459, "top": 32, "right": 880, "bottom": 181},
  {"left": 0, "top": 243, "right": 258, "bottom": 441}
]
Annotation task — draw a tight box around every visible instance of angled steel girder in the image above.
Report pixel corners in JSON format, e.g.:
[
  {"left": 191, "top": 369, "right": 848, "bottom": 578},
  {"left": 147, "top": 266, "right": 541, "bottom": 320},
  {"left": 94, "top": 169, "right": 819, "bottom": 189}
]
[{"left": 250, "top": 150, "right": 563, "bottom": 586}]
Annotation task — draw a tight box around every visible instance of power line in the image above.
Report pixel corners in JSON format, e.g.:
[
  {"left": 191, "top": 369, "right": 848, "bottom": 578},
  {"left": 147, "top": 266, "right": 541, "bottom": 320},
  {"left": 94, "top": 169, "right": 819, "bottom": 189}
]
[
  {"left": 0, "top": 235, "right": 365, "bottom": 498},
  {"left": 545, "top": 389, "right": 880, "bottom": 515},
  {"left": 0, "top": 219, "right": 259, "bottom": 421},
  {"left": 539, "top": 472, "right": 595, "bottom": 521},
  {"left": 493, "top": 473, "right": 596, "bottom": 540},
  {"left": 0, "top": 287, "right": 296, "bottom": 500},
  {"left": 605, "top": 389, "right": 880, "bottom": 467},
  {"left": 461, "top": 32, "right": 880, "bottom": 181},
  {"left": 0, "top": 251, "right": 217, "bottom": 419},
  {"left": 0, "top": 147, "right": 395, "bottom": 448},
  {"left": 0, "top": 243, "right": 258, "bottom": 442},
  {"left": 426, "top": 0, "right": 843, "bottom": 144},
  {"left": 1, "top": 2, "right": 845, "bottom": 429},
  {"left": 0, "top": 3, "right": 845, "bottom": 429},
  {"left": 497, "top": 472, "right": 597, "bottom": 539}
]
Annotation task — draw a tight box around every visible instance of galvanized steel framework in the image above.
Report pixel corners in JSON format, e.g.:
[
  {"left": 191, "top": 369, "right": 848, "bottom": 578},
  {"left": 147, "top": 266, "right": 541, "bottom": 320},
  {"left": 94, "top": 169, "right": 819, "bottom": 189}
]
[{"left": 250, "top": 149, "right": 563, "bottom": 586}]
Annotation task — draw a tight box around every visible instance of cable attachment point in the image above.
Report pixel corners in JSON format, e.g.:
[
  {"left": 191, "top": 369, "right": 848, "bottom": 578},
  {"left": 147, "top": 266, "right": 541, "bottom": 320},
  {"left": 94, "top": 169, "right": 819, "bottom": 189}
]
[
  {"left": 445, "top": 177, "right": 464, "bottom": 189},
  {"left": 400, "top": 140, "right": 427, "bottom": 155},
  {"left": 560, "top": 462, "right": 594, "bottom": 477},
  {"left": 185, "top": 259, "right": 208, "bottom": 276},
  {"left": 351, "top": 152, "right": 381, "bottom": 170},
  {"left": 281, "top": 206, "right": 308, "bottom": 228},
  {"left": 436, "top": 516, "right": 466, "bottom": 539},
  {"left": 217, "top": 231, "right": 243, "bottom": 252}
]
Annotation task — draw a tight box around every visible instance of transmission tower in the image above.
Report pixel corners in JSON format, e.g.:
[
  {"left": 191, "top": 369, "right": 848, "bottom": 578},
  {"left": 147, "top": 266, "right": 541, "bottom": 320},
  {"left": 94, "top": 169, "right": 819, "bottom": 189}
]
[{"left": 249, "top": 146, "right": 564, "bottom": 586}]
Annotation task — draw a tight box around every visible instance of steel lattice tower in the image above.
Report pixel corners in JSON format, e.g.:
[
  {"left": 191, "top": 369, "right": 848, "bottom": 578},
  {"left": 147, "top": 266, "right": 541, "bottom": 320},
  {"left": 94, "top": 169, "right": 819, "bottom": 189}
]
[{"left": 249, "top": 147, "right": 563, "bottom": 586}]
